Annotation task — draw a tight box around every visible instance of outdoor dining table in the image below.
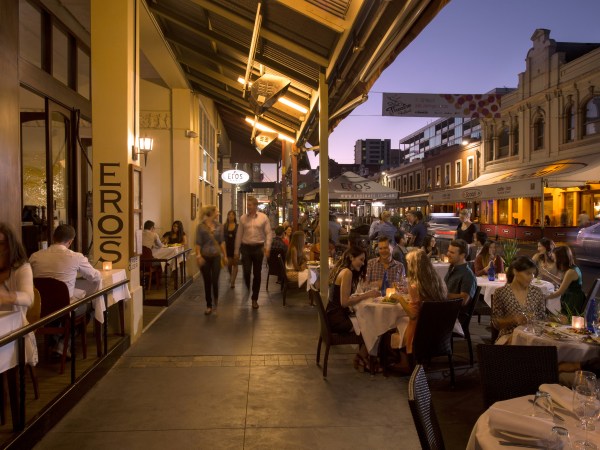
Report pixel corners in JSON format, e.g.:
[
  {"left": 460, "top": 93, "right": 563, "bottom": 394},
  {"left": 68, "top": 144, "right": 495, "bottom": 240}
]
[
  {"left": 476, "top": 277, "right": 559, "bottom": 313},
  {"left": 0, "top": 311, "right": 27, "bottom": 373},
  {"left": 351, "top": 297, "right": 409, "bottom": 356},
  {"left": 511, "top": 324, "right": 600, "bottom": 363},
  {"left": 432, "top": 261, "right": 450, "bottom": 279},
  {"left": 467, "top": 383, "right": 600, "bottom": 449},
  {"left": 75, "top": 268, "right": 131, "bottom": 323},
  {"left": 152, "top": 244, "right": 186, "bottom": 271}
]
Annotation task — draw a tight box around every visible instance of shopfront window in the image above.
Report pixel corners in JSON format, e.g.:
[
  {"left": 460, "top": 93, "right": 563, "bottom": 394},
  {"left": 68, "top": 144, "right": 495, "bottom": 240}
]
[
  {"left": 584, "top": 96, "right": 600, "bottom": 136},
  {"left": 498, "top": 199, "right": 509, "bottom": 224}
]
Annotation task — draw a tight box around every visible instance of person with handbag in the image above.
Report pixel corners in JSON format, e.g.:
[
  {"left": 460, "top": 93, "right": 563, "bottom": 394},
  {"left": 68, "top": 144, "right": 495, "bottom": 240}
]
[{"left": 195, "top": 205, "right": 227, "bottom": 315}]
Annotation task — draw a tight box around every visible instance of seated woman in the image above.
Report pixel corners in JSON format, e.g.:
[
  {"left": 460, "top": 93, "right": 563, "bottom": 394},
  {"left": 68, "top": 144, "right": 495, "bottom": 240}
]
[
  {"left": 326, "top": 247, "right": 379, "bottom": 371},
  {"left": 285, "top": 231, "right": 307, "bottom": 282},
  {"left": 544, "top": 245, "right": 586, "bottom": 315},
  {"left": 0, "top": 223, "right": 38, "bottom": 365},
  {"left": 492, "top": 256, "right": 546, "bottom": 345},
  {"left": 389, "top": 249, "right": 447, "bottom": 370},
  {"left": 421, "top": 234, "right": 439, "bottom": 259},
  {"left": 473, "top": 241, "right": 504, "bottom": 277},
  {"left": 532, "top": 238, "right": 560, "bottom": 284},
  {"left": 162, "top": 220, "right": 187, "bottom": 246},
  {"left": 474, "top": 231, "right": 488, "bottom": 258}
]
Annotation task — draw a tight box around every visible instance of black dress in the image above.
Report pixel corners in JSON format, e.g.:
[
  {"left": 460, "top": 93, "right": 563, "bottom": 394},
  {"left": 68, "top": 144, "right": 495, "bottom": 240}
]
[
  {"left": 326, "top": 284, "right": 353, "bottom": 333},
  {"left": 456, "top": 223, "right": 477, "bottom": 244},
  {"left": 224, "top": 223, "right": 238, "bottom": 258}
]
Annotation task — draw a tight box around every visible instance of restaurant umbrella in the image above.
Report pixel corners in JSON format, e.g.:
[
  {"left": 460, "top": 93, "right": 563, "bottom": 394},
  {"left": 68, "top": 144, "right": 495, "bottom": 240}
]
[{"left": 303, "top": 171, "right": 400, "bottom": 201}]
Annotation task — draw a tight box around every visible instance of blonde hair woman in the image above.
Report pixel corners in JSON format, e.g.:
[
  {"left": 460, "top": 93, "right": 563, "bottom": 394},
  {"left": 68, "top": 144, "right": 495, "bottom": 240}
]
[
  {"left": 285, "top": 231, "right": 307, "bottom": 282},
  {"left": 195, "top": 205, "right": 227, "bottom": 315},
  {"left": 455, "top": 209, "right": 477, "bottom": 244}
]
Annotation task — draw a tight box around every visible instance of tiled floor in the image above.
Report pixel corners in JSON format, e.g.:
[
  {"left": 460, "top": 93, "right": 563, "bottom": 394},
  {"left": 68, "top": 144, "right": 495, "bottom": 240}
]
[{"left": 33, "top": 269, "right": 490, "bottom": 449}]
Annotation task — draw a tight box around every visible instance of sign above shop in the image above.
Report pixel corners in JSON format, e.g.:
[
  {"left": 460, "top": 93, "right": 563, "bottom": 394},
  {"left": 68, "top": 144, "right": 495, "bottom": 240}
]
[{"left": 221, "top": 170, "right": 250, "bottom": 184}]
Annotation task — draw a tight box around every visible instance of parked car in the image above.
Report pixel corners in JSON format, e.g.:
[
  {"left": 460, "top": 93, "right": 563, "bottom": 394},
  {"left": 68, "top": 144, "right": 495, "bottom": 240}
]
[
  {"left": 575, "top": 222, "right": 600, "bottom": 263},
  {"left": 427, "top": 213, "right": 460, "bottom": 241}
]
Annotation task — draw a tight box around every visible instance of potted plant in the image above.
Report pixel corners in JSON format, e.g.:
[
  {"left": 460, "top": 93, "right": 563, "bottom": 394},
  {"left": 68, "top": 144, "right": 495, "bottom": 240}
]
[{"left": 501, "top": 238, "right": 519, "bottom": 268}]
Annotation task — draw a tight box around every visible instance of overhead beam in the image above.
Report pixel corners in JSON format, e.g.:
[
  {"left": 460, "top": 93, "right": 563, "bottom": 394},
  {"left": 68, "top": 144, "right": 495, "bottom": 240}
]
[{"left": 273, "top": 0, "right": 348, "bottom": 33}]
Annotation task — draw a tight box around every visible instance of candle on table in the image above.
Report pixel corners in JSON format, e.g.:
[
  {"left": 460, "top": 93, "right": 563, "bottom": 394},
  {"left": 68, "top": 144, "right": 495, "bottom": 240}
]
[
  {"left": 385, "top": 287, "right": 395, "bottom": 298},
  {"left": 102, "top": 261, "right": 113, "bottom": 271},
  {"left": 497, "top": 273, "right": 507, "bottom": 282},
  {"left": 572, "top": 316, "right": 585, "bottom": 329}
]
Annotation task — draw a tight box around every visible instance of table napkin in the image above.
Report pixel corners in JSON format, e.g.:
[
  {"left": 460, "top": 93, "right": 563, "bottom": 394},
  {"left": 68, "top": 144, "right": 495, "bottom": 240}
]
[
  {"left": 539, "top": 383, "right": 573, "bottom": 410},
  {"left": 488, "top": 399, "right": 554, "bottom": 444}
]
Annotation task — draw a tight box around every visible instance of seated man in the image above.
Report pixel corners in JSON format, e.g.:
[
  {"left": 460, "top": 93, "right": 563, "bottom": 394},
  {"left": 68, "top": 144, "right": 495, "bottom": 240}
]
[
  {"left": 29, "top": 224, "right": 101, "bottom": 354},
  {"left": 365, "top": 236, "right": 405, "bottom": 289},
  {"left": 268, "top": 226, "right": 288, "bottom": 283},
  {"left": 444, "top": 239, "right": 477, "bottom": 306},
  {"left": 142, "top": 220, "right": 164, "bottom": 255}
]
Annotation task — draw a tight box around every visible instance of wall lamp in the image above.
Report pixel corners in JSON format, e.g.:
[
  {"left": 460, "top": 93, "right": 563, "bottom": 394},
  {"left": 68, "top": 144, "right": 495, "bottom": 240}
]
[{"left": 132, "top": 137, "right": 154, "bottom": 166}]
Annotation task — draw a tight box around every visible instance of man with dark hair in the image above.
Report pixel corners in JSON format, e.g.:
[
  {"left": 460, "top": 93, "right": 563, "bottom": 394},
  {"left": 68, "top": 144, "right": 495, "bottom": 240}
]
[
  {"left": 366, "top": 236, "right": 405, "bottom": 288},
  {"left": 406, "top": 210, "right": 427, "bottom": 248},
  {"left": 444, "top": 239, "right": 477, "bottom": 306},
  {"left": 392, "top": 230, "right": 408, "bottom": 268},
  {"left": 29, "top": 224, "right": 101, "bottom": 355},
  {"left": 142, "top": 220, "right": 164, "bottom": 252}
]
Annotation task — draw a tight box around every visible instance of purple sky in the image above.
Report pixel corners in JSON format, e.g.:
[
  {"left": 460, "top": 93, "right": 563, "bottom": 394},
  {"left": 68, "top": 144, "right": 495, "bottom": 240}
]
[{"left": 262, "top": 0, "right": 600, "bottom": 181}]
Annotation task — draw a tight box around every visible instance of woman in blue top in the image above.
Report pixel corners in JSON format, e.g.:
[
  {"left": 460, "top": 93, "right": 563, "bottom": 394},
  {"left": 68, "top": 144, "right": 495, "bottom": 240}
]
[{"left": 544, "top": 245, "right": 586, "bottom": 315}]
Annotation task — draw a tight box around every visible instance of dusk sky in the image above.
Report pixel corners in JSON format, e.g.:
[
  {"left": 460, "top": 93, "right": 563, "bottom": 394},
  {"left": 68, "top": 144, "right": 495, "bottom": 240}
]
[{"left": 262, "top": 0, "right": 600, "bottom": 180}]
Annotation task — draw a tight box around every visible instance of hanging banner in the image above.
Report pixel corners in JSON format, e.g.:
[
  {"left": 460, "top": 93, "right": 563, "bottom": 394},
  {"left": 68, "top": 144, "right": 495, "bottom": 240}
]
[{"left": 382, "top": 93, "right": 502, "bottom": 118}]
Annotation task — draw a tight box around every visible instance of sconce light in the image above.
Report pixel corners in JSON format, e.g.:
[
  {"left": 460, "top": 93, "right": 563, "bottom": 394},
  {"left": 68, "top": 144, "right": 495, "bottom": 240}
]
[
  {"left": 132, "top": 136, "right": 154, "bottom": 166},
  {"left": 185, "top": 130, "right": 198, "bottom": 138}
]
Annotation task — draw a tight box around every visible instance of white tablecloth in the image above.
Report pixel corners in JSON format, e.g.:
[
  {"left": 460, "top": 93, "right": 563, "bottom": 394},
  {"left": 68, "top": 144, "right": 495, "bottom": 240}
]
[
  {"left": 352, "top": 298, "right": 409, "bottom": 356},
  {"left": 153, "top": 245, "right": 185, "bottom": 271},
  {"left": 433, "top": 262, "right": 450, "bottom": 280},
  {"left": 0, "top": 311, "right": 37, "bottom": 371},
  {"left": 511, "top": 325, "right": 600, "bottom": 363},
  {"left": 467, "top": 384, "right": 600, "bottom": 449},
  {"left": 76, "top": 269, "right": 131, "bottom": 323},
  {"left": 477, "top": 277, "right": 559, "bottom": 312}
]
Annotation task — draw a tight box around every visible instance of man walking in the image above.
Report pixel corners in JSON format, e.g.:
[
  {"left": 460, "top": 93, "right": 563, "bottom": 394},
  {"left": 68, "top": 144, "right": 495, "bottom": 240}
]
[{"left": 234, "top": 196, "right": 273, "bottom": 309}]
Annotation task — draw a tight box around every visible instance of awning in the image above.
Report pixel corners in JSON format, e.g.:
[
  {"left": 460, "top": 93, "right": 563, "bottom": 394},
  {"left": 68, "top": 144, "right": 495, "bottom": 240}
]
[
  {"left": 429, "top": 155, "right": 600, "bottom": 203},
  {"left": 304, "top": 171, "right": 400, "bottom": 201},
  {"left": 386, "top": 193, "right": 430, "bottom": 207}
]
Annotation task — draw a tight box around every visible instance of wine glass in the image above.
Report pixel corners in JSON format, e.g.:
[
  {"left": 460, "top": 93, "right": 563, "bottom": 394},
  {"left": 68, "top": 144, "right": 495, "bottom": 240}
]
[
  {"left": 573, "top": 371, "right": 598, "bottom": 431},
  {"left": 572, "top": 385, "right": 599, "bottom": 449}
]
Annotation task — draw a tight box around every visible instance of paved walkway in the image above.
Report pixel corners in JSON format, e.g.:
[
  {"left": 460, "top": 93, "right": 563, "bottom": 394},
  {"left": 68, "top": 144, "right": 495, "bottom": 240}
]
[{"left": 34, "top": 269, "right": 487, "bottom": 449}]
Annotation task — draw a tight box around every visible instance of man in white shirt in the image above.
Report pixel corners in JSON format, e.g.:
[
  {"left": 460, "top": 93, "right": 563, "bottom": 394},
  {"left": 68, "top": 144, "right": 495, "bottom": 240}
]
[
  {"left": 142, "top": 220, "right": 164, "bottom": 253},
  {"left": 234, "top": 196, "right": 273, "bottom": 309},
  {"left": 29, "top": 224, "right": 101, "bottom": 354}
]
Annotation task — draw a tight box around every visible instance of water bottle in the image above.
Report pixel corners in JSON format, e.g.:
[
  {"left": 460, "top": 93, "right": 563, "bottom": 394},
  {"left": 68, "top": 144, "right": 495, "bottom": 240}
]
[
  {"left": 585, "top": 297, "right": 597, "bottom": 333},
  {"left": 488, "top": 261, "right": 495, "bottom": 281},
  {"left": 381, "top": 271, "right": 389, "bottom": 297}
]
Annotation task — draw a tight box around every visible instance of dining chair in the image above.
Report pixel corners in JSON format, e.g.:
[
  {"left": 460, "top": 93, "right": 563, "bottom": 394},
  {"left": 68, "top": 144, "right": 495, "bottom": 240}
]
[
  {"left": 477, "top": 344, "right": 559, "bottom": 408},
  {"left": 23, "top": 288, "right": 41, "bottom": 399},
  {"left": 33, "top": 278, "right": 89, "bottom": 375},
  {"left": 265, "top": 248, "right": 285, "bottom": 291},
  {"left": 278, "top": 253, "right": 301, "bottom": 307},
  {"left": 451, "top": 286, "right": 482, "bottom": 367},
  {"left": 313, "top": 290, "right": 363, "bottom": 377},
  {"left": 408, "top": 364, "right": 446, "bottom": 450},
  {"left": 412, "top": 298, "right": 462, "bottom": 387},
  {"left": 141, "top": 246, "right": 161, "bottom": 290}
]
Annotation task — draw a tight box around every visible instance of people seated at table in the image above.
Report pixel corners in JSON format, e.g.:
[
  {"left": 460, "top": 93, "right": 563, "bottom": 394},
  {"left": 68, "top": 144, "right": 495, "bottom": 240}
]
[
  {"left": 474, "top": 231, "right": 488, "bottom": 258},
  {"left": 369, "top": 210, "right": 397, "bottom": 245},
  {"left": 224, "top": 210, "right": 239, "bottom": 289},
  {"left": 406, "top": 210, "right": 427, "bottom": 248},
  {"left": 326, "top": 247, "right": 380, "bottom": 371},
  {"left": 366, "top": 236, "right": 406, "bottom": 289},
  {"left": 285, "top": 231, "right": 307, "bottom": 282},
  {"left": 392, "top": 230, "right": 408, "bottom": 268},
  {"left": 455, "top": 209, "right": 477, "bottom": 244},
  {"left": 309, "top": 233, "right": 335, "bottom": 261},
  {"left": 282, "top": 225, "right": 292, "bottom": 247},
  {"left": 421, "top": 234, "right": 439, "bottom": 259},
  {"left": 444, "top": 239, "right": 477, "bottom": 306},
  {"left": 0, "top": 223, "right": 38, "bottom": 364},
  {"left": 162, "top": 220, "right": 187, "bottom": 246},
  {"left": 29, "top": 224, "right": 101, "bottom": 354},
  {"left": 492, "top": 256, "right": 546, "bottom": 345},
  {"left": 388, "top": 249, "right": 448, "bottom": 371},
  {"left": 142, "top": 220, "right": 164, "bottom": 254},
  {"left": 473, "top": 241, "right": 504, "bottom": 277},
  {"left": 532, "top": 238, "right": 560, "bottom": 284},
  {"left": 544, "top": 245, "right": 586, "bottom": 315}
]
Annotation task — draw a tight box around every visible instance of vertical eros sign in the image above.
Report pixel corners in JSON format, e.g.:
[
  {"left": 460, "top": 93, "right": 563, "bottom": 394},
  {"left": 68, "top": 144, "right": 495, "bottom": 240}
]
[{"left": 98, "top": 163, "right": 124, "bottom": 263}]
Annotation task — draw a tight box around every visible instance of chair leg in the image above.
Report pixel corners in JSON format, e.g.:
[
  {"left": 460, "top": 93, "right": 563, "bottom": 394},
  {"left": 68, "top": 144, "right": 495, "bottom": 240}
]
[
  {"left": 323, "top": 345, "right": 330, "bottom": 377},
  {"left": 448, "top": 354, "right": 455, "bottom": 387},
  {"left": 316, "top": 337, "right": 322, "bottom": 365},
  {"left": 60, "top": 332, "right": 70, "bottom": 375},
  {"left": 28, "top": 365, "right": 39, "bottom": 400},
  {"left": 80, "top": 321, "right": 87, "bottom": 359}
]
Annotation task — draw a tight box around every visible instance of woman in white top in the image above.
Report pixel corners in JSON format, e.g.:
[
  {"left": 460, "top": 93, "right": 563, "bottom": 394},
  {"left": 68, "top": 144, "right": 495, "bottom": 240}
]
[{"left": 0, "top": 223, "right": 38, "bottom": 365}]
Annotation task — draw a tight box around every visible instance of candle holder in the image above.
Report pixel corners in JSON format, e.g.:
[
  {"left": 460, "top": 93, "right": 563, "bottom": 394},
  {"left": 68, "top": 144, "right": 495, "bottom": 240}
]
[
  {"left": 385, "top": 287, "right": 396, "bottom": 298},
  {"left": 102, "top": 261, "right": 113, "bottom": 271},
  {"left": 497, "top": 273, "right": 507, "bottom": 282},
  {"left": 572, "top": 316, "right": 585, "bottom": 329}
]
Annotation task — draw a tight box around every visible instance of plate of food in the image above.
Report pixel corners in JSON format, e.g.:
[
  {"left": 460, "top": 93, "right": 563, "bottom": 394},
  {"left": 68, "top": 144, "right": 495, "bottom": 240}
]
[
  {"left": 566, "top": 327, "right": 592, "bottom": 335},
  {"left": 581, "top": 335, "right": 600, "bottom": 345},
  {"left": 380, "top": 296, "right": 398, "bottom": 304}
]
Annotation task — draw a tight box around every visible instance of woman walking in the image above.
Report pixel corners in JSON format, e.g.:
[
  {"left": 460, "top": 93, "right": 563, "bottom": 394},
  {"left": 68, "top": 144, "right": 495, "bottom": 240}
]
[
  {"left": 224, "top": 210, "right": 238, "bottom": 288},
  {"left": 195, "top": 205, "right": 227, "bottom": 315}
]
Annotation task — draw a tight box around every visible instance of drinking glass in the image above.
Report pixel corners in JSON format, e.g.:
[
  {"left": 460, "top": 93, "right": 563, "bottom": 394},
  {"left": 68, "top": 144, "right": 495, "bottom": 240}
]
[
  {"left": 573, "top": 385, "right": 599, "bottom": 449},
  {"left": 531, "top": 391, "right": 554, "bottom": 421},
  {"left": 549, "top": 426, "right": 571, "bottom": 450}
]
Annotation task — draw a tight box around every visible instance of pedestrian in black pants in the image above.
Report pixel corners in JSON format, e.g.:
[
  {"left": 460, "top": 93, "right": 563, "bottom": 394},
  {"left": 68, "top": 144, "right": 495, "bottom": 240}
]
[{"left": 234, "top": 196, "right": 273, "bottom": 309}]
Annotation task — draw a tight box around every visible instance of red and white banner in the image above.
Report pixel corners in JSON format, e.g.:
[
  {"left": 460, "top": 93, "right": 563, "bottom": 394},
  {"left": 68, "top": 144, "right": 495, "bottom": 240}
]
[{"left": 382, "top": 93, "right": 502, "bottom": 118}]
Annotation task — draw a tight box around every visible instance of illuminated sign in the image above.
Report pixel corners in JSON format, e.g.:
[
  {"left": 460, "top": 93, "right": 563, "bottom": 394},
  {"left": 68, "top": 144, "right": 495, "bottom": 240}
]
[{"left": 221, "top": 170, "right": 250, "bottom": 184}]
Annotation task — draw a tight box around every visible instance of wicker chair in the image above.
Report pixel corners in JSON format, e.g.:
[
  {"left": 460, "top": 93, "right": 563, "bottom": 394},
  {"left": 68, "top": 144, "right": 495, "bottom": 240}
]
[
  {"left": 477, "top": 344, "right": 559, "bottom": 408},
  {"left": 451, "top": 286, "right": 482, "bottom": 366},
  {"left": 412, "top": 298, "right": 462, "bottom": 387},
  {"left": 313, "top": 290, "right": 362, "bottom": 377},
  {"left": 408, "top": 365, "right": 445, "bottom": 450}
]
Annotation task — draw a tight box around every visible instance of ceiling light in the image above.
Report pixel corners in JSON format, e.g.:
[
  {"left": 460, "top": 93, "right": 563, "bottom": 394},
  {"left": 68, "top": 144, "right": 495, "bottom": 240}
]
[
  {"left": 245, "top": 117, "right": 295, "bottom": 143},
  {"left": 237, "top": 76, "right": 306, "bottom": 114}
]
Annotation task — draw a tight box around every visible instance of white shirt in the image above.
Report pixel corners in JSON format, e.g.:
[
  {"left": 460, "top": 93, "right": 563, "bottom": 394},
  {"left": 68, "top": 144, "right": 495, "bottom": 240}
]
[
  {"left": 234, "top": 212, "right": 273, "bottom": 255},
  {"left": 142, "top": 229, "right": 163, "bottom": 250},
  {"left": 29, "top": 244, "right": 101, "bottom": 300}
]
